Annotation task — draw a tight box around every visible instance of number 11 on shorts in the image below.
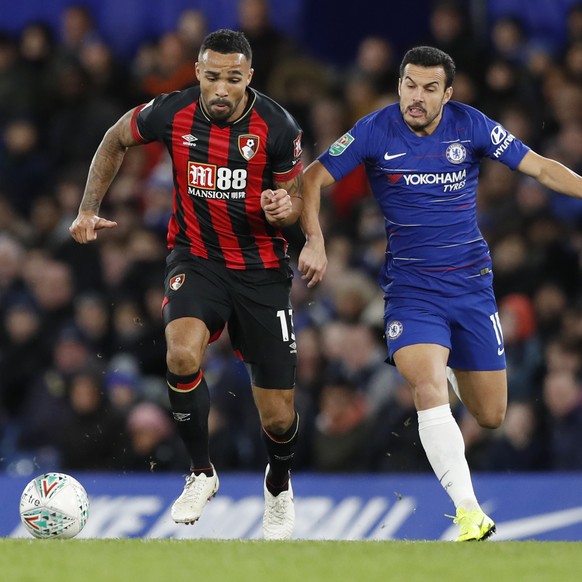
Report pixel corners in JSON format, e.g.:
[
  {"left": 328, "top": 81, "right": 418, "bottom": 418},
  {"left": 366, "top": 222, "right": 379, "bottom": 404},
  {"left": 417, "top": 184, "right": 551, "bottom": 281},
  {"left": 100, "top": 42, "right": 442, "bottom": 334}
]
[{"left": 489, "top": 312, "right": 504, "bottom": 353}]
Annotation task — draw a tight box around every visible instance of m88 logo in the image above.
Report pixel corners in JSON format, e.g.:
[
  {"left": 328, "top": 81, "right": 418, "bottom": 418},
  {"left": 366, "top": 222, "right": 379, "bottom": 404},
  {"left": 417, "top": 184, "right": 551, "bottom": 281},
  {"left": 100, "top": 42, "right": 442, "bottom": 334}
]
[{"left": 188, "top": 162, "right": 248, "bottom": 191}]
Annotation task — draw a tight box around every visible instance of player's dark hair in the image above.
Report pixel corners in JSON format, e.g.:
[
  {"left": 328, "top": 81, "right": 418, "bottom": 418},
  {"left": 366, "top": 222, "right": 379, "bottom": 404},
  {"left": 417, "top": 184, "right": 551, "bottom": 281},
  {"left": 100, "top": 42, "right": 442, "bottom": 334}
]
[
  {"left": 199, "top": 29, "right": 252, "bottom": 63},
  {"left": 399, "top": 46, "right": 456, "bottom": 88}
]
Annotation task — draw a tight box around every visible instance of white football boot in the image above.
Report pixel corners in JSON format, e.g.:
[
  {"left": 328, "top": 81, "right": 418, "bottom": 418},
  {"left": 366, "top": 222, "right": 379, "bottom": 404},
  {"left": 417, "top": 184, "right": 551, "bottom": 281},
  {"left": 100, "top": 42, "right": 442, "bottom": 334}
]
[
  {"left": 263, "top": 464, "right": 295, "bottom": 540},
  {"left": 171, "top": 465, "right": 219, "bottom": 524}
]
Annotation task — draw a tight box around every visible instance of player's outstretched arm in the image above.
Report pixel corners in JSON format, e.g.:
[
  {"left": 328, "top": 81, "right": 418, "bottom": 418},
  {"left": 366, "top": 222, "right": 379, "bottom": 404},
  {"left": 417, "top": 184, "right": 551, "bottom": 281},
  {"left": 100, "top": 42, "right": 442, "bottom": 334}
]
[
  {"left": 69, "top": 108, "right": 141, "bottom": 244},
  {"left": 518, "top": 149, "right": 582, "bottom": 199},
  {"left": 298, "top": 160, "right": 335, "bottom": 288}
]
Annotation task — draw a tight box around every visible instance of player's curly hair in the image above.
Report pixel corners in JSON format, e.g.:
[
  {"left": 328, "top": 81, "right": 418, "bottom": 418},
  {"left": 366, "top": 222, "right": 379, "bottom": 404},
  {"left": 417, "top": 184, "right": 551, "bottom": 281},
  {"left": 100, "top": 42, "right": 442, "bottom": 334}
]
[
  {"left": 199, "top": 29, "right": 252, "bottom": 63},
  {"left": 399, "top": 46, "right": 456, "bottom": 88}
]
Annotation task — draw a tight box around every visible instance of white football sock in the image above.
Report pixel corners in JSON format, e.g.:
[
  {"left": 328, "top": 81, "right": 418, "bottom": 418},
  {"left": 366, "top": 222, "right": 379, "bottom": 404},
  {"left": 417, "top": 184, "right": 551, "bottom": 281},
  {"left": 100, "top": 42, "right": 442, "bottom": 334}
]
[{"left": 418, "top": 403, "right": 480, "bottom": 511}]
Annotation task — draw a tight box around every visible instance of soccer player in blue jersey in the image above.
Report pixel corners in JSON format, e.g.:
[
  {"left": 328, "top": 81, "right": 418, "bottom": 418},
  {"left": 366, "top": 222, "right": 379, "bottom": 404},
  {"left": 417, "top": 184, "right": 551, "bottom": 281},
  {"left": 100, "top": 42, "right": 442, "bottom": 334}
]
[{"left": 299, "top": 45, "right": 582, "bottom": 541}]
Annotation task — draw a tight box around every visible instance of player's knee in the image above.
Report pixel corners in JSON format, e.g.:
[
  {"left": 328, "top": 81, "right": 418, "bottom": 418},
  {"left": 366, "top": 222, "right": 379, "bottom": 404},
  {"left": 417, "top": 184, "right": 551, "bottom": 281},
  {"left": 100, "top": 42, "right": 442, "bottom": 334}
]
[
  {"left": 476, "top": 407, "right": 505, "bottom": 429},
  {"left": 166, "top": 343, "right": 203, "bottom": 375},
  {"left": 260, "top": 406, "right": 295, "bottom": 435}
]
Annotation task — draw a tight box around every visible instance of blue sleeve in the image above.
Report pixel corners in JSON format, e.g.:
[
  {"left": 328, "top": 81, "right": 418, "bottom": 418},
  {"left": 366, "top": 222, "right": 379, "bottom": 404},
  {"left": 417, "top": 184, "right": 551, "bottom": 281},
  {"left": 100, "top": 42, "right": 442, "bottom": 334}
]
[
  {"left": 471, "top": 108, "right": 530, "bottom": 170},
  {"left": 317, "top": 117, "right": 372, "bottom": 180}
]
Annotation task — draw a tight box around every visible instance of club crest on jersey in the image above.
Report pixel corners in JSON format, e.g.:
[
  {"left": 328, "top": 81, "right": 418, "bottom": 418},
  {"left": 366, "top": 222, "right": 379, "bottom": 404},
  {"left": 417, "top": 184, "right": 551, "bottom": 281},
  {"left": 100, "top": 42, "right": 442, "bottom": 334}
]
[
  {"left": 387, "top": 320, "right": 403, "bottom": 340},
  {"left": 238, "top": 135, "right": 260, "bottom": 161},
  {"left": 170, "top": 274, "right": 185, "bottom": 291},
  {"left": 445, "top": 142, "right": 466, "bottom": 164},
  {"left": 329, "top": 133, "right": 354, "bottom": 156}
]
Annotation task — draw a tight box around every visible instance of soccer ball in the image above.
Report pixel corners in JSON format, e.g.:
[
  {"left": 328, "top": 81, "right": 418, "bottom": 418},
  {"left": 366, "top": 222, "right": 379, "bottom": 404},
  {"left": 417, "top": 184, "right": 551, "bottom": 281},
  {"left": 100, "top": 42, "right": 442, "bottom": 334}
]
[{"left": 19, "top": 472, "right": 89, "bottom": 539}]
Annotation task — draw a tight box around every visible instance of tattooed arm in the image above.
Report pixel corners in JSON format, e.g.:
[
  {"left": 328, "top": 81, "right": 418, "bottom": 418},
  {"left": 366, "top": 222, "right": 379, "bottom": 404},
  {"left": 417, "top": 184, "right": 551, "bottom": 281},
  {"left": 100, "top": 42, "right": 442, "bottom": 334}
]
[
  {"left": 260, "top": 171, "right": 304, "bottom": 228},
  {"left": 69, "top": 108, "right": 140, "bottom": 244}
]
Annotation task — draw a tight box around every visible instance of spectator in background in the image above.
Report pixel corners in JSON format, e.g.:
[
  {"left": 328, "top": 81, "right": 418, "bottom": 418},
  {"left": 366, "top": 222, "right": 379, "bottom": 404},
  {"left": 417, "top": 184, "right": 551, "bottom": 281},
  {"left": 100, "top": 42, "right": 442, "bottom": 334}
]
[
  {"left": 456, "top": 409, "right": 492, "bottom": 471},
  {"left": 14, "top": 326, "right": 93, "bottom": 459},
  {"left": 125, "top": 401, "right": 189, "bottom": 472},
  {"left": 0, "top": 32, "right": 34, "bottom": 125},
  {"left": 348, "top": 36, "right": 398, "bottom": 97},
  {"left": 176, "top": 9, "right": 208, "bottom": 61},
  {"left": 58, "top": 364, "right": 129, "bottom": 471},
  {"left": 0, "top": 235, "right": 30, "bottom": 316},
  {"left": 47, "top": 60, "right": 123, "bottom": 168},
  {"left": 490, "top": 233, "right": 537, "bottom": 299},
  {"left": 72, "top": 292, "right": 112, "bottom": 358},
  {"left": 543, "top": 370, "right": 582, "bottom": 470},
  {"left": 482, "top": 401, "right": 548, "bottom": 471},
  {"left": 0, "top": 117, "right": 51, "bottom": 218},
  {"left": 17, "top": 22, "right": 58, "bottom": 122},
  {"left": 78, "top": 39, "right": 131, "bottom": 106},
  {"left": 267, "top": 55, "right": 330, "bottom": 151},
  {"left": 138, "top": 32, "right": 195, "bottom": 98},
  {"left": 310, "top": 376, "right": 371, "bottom": 472},
  {"left": 366, "top": 377, "right": 431, "bottom": 472},
  {"left": 236, "top": 0, "right": 297, "bottom": 92},
  {"left": 544, "top": 337, "right": 581, "bottom": 377},
  {"left": 564, "top": 3, "right": 582, "bottom": 54},
  {"left": 56, "top": 4, "right": 101, "bottom": 65},
  {"left": 27, "top": 259, "right": 75, "bottom": 341},
  {"left": 489, "top": 16, "right": 528, "bottom": 67},
  {"left": 202, "top": 331, "right": 260, "bottom": 469},
  {"left": 498, "top": 293, "right": 542, "bottom": 402},
  {"left": 326, "top": 322, "right": 400, "bottom": 414},
  {"left": 0, "top": 300, "right": 51, "bottom": 419},
  {"left": 532, "top": 282, "right": 569, "bottom": 342},
  {"left": 424, "top": 0, "right": 482, "bottom": 78},
  {"left": 104, "top": 353, "right": 143, "bottom": 414},
  {"left": 0, "top": 196, "right": 34, "bottom": 245}
]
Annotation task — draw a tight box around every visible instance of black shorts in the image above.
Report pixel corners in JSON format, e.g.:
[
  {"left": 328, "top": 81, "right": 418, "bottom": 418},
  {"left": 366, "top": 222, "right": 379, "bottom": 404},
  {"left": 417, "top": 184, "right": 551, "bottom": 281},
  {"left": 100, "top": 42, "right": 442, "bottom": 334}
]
[{"left": 163, "top": 251, "right": 297, "bottom": 389}]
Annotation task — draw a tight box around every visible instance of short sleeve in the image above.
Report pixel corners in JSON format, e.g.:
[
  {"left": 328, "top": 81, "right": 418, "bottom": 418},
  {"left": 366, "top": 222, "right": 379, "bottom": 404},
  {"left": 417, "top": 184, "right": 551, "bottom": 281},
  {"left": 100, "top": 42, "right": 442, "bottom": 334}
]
[{"left": 471, "top": 109, "right": 530, "bottom": 170}]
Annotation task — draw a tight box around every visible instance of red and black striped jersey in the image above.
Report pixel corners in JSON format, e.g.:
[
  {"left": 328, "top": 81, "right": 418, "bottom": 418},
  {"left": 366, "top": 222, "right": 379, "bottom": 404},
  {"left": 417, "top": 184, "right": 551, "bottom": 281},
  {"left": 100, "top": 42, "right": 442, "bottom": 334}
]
[{"left": 130, "top": 86, "right": 303, "bottom": 270}]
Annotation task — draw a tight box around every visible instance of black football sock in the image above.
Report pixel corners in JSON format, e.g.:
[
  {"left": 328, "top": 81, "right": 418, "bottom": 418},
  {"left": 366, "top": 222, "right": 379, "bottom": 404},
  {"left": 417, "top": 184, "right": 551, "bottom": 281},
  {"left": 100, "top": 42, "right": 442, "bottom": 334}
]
[
  {"left": 262, "top": 412, "right": 299, "bottom": 496},
  {"left": 167, "top": 370, "right": 213, "bottom": 476}
]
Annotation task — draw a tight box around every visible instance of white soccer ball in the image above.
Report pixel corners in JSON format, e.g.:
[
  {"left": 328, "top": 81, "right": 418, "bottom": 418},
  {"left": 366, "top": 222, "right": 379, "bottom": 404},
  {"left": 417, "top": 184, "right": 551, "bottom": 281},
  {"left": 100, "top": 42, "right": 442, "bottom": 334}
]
[{"left": 19, "top": 472, "right": 89, "bottom": 539}]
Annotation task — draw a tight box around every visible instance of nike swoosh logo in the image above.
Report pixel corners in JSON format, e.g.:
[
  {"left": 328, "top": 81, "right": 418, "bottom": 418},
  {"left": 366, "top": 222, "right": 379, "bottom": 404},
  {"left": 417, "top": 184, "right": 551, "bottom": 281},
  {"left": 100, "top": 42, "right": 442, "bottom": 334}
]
[
  {"left": 498, "top": 347, "right": 505, "bottom": 356},
  {"left": 384, "top": 152, "right": 407, "bottom": 161}
]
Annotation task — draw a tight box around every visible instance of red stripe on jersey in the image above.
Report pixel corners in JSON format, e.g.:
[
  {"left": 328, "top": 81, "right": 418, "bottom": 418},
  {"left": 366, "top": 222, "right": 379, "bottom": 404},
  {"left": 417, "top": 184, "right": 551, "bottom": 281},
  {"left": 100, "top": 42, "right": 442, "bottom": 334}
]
[
  {"left": 170, "top": 103, "right": 207, "bottom": 257},
  {"left": 273, "top": 161, "right": 303, "bottom": 182},
  {"left": 207, "top": 124, "right": 245, "bottom": 267},
  {"left": 130, "top": 105, "right": 148, "bottom": 142},
  {"left": 246, "top": 109, "right": 280, "bottom": 267}
]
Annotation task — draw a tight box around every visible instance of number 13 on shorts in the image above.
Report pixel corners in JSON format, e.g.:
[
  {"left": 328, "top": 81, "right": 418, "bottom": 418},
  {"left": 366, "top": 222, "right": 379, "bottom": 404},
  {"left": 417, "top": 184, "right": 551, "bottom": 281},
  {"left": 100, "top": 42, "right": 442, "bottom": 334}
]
[{"left": 277, "top": 309, "right": 295, "bottom": 342}]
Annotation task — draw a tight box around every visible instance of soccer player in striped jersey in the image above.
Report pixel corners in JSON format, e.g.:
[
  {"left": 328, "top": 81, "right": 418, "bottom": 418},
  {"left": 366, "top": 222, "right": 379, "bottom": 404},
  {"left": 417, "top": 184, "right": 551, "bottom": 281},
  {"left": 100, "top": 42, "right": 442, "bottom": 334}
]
[
  {"left": 70, "top": 29, "right": 314, "bottom": 540},
  {"left": 300, "top": 45, "right": 582, "bottom": 541}
]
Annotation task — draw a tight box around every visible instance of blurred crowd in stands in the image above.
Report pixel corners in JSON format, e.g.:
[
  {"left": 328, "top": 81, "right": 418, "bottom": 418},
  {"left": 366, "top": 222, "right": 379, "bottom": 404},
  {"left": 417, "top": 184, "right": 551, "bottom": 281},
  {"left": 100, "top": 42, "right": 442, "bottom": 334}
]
[{"left": 2, "top": 0, "right": 582, "bottom": 477}]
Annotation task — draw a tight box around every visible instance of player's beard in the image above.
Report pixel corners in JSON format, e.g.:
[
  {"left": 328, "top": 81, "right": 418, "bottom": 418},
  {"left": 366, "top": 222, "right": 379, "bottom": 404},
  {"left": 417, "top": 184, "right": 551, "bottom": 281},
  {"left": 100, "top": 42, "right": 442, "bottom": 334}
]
[
  {"left": 206, "top": 98, "right": 236, "bottom": 121},
  {"left": 401, "top": 102, "right": 443, "bottom": 133}
]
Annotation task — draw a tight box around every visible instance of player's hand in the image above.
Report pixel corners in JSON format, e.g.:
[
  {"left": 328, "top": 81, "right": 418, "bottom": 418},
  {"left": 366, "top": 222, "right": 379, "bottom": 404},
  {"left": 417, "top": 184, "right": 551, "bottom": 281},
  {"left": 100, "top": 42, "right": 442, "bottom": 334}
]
[
  {"left": 261, "top": 188, "right": 293, "bottom": 224},
  {"left": 69, "top": 212, "right": 118, "bottom": 244},
  {"left": 298, "top": 236, "right": 327, "bottom": 288}
]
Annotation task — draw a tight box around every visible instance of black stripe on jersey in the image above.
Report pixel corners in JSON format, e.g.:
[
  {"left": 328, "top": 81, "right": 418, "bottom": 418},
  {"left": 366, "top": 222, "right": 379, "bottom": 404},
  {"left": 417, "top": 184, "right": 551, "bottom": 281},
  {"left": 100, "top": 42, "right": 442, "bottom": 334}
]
[
  {"left": 227, "top": 114, "right": 266, "bottom": 269},
  {"left": 187, "top": 107, "right": 225, "bottom": 261}
]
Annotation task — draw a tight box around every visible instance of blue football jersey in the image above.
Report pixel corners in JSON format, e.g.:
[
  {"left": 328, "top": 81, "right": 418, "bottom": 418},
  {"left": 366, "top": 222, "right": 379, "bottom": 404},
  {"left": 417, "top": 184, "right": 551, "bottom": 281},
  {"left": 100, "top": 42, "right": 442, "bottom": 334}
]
[{"left": 318, "top": 101, "right": 530, "bottom": 297}]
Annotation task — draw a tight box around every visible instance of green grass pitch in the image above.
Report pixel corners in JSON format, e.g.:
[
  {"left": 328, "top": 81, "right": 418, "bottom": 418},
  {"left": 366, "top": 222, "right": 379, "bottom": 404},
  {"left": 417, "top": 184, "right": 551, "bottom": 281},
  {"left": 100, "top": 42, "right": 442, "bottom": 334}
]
[{"left": 2, "top": 539, "right": 582, "bottom": 582}]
